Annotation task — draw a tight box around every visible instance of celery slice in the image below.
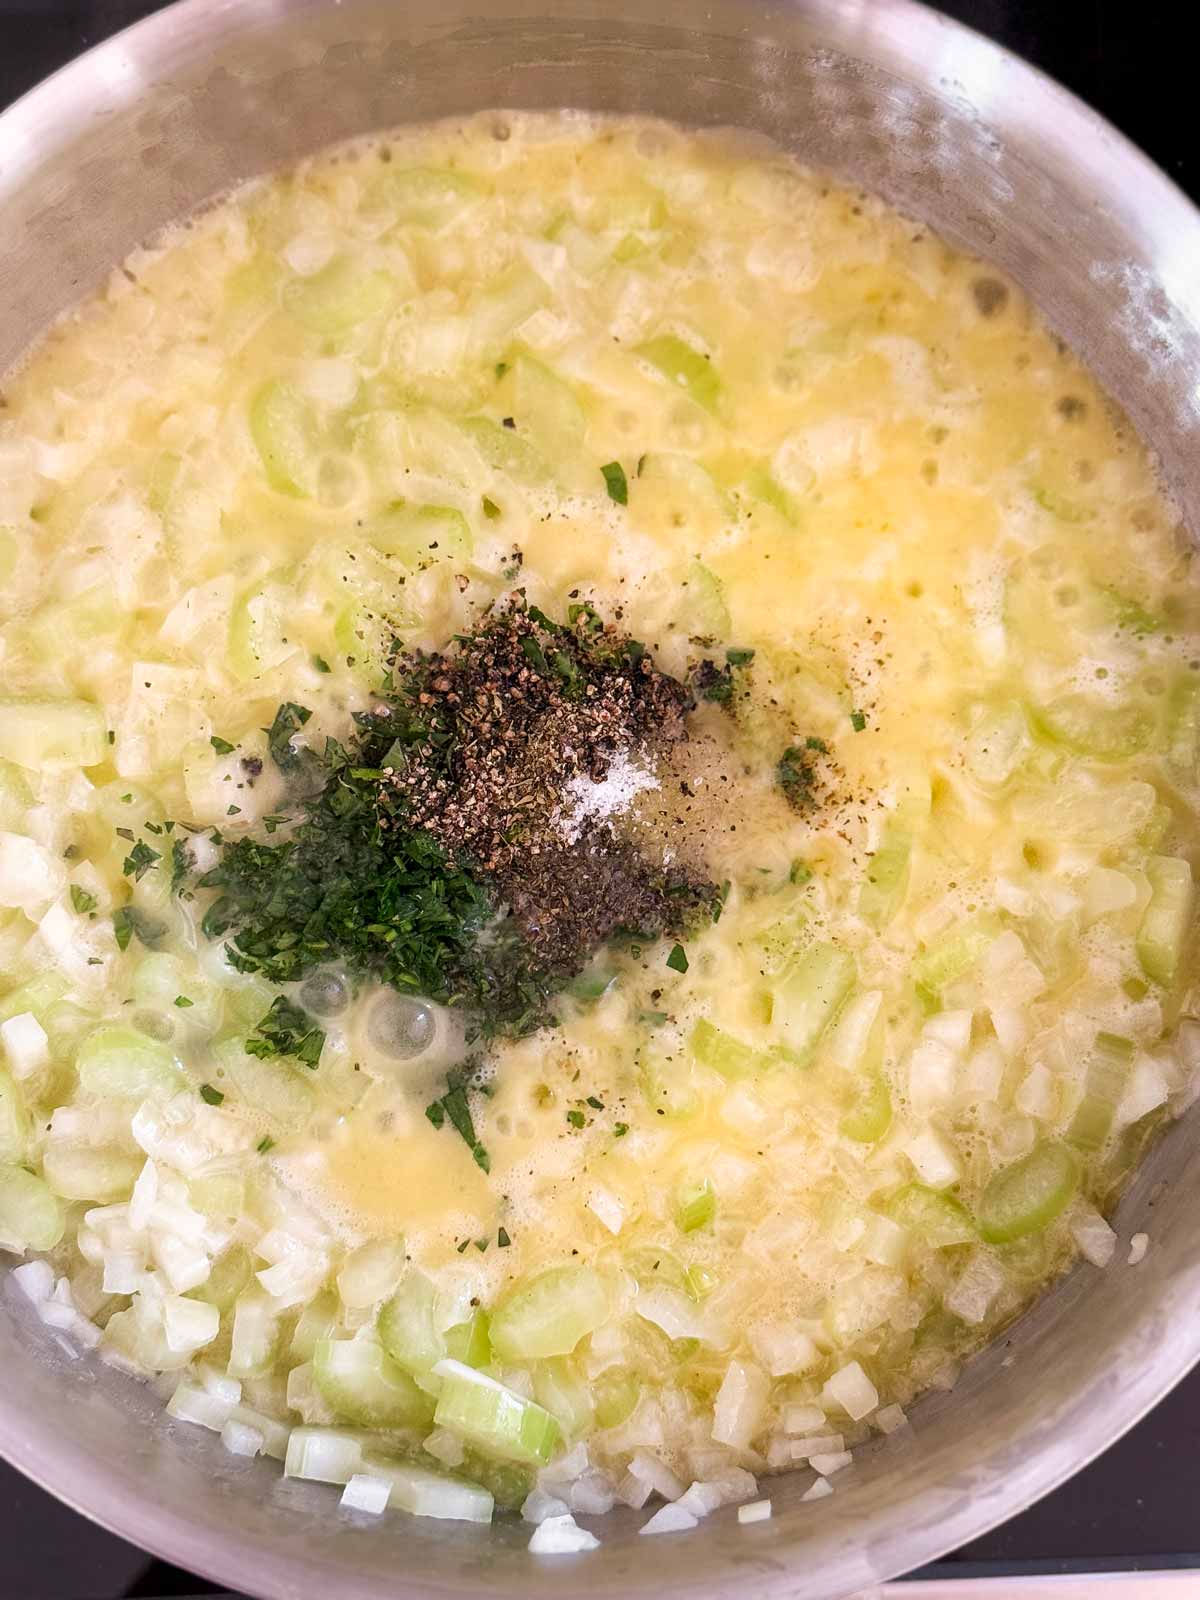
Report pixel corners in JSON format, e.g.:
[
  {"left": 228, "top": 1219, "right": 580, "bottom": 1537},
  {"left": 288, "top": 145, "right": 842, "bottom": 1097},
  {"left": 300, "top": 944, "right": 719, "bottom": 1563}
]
[
  {"left": 858, "top": 825, "right": 913, "bottom": 929},
  {"left": 0, "top": 1068, "right": 29, "bottom": 1164},
  {"left": 249, "top": 380, "right": 317, "bottom": 497},
  {"left": 459, "top": 416, "right": 547, "bottom": 484},
  {"left": 1166, "top": 676, "right": 1200, "bottom": 776},
  {"left": 444, "top": 1310, "right": 491, "bottom": 1369},
  {"left": 313, "top": 1338, "right": 435, "bottom": 1429},
  {"left": 1067, "top": 1031, "right": 1135, "bottom": 1153},
  {"left": 489, "top": 1265, "right": 608, "bottom": 1361},
  {"left": 978, "top": 1142, "right": 1079, "bottom": 1244},
  {"left": 839, "top": 1072, "right": 893, "bottom": 1143},
  {"left": 359, "top": 1454, "right": 494, "bottom": 1522},
  {"left": 211, "top": 1037, "right": 315, "bottom": 1128},
  {"left": 690, "top": 1018, "right": 760, "bottom": 1078},
  {"left": 531, "top": 1357, "right": 594, "bottom": 1439},
  {"left": 283, "top": 256, "right": 395, "bottom": 335},
  {"left": 630, "top": 454, "right": 727, "bottom": 545},
  {"left": 75, "top": 1024, "right": 184, "bottom": 1100},
  {"left": 228, "top": 1293, "right": 281, "bottom": 1379},
  {"left": 367, "top": 503, "right": 472, "bottom": 567},
  {"left": 675, "top": 1180, "right": 716, "bottom": 1234},
  {"left": 284, "top": 1426, "right": 370, "bottom": 1485},
  {"left": 0, "top": 698, "right": 107, "bottom": 771},
  {"left": 772, "top": 942, "right": 856, "bottom": 1066},
  {"left": 432, "top": 1360, "right": 560, "bottom": 1466},
  {"left": 497, "top": 354, "right": 586, "bottom": 457},
  {"left": 377, "top": 1271, "right": 445, "bottom": 1375},
  {"left": 290, "top": 1288, "right": 340, "bottom": 1361},
  {"left": 1137, "top": 855, "right": 1193, "bottom": 987},
  {"left": 1028, "top": 694, "right": 1153, "bottom": 761},
  {"left": 681, "top": 559, "right": 731, "bottom": 639},
  {"left": 0, "top": 1163, "right": 65, "bottom": 1251},
  {"left": 636, "top": 334, "right": 721, "bottom": 413},
  {"left": 41, "top": 1144, "right": 142, "bottom": 1204},
  {"left": 885, "top": 1183, "right": 976, "bottom": 1247},
  {"left": 376, "top": 167, "right": 486, "bottom": 229},
  {"left": 912, "top": 919, "right": 995, "bottom": 1007},
  {"left": 227, "top": 578, "right": 300, "bottom": 681},
  {"left": 593, "top": 1368, "right": 641, "bottom": 1428}
]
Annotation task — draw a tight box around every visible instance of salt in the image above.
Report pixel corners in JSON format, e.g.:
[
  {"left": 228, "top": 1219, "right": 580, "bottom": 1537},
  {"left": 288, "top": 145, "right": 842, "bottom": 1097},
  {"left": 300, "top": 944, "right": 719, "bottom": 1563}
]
[{"left": 557, "top": 750, "right": 659, "bottom": 843}]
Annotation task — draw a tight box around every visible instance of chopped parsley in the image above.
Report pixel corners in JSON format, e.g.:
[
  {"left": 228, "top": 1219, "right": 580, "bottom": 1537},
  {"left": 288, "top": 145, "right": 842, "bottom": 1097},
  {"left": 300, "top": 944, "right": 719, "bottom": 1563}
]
[
  {"left": 245, "top": 995, "right": 325, "bottom": 1068},
  {"left": 850, "top": 710, "right": 867, "bottom": 732},
  {"left": 566, "top": 1108, "right": 585, "bottom": 1128},
  {"left": 638, "top": 1009, "right": 669, "bottom": 1026},
  {"left": 600, "top": 460, "right": 628, "bottom": 505},
  {"left": 777, "top": 744, "right": 821, "bottom": 811},
  {"left": 199, "top": 1083, "right": 224, "bottom": 1105},
  {"left": 497, "top": 1226, "right": 511, "bottom": 1248},
  {"left": 69, "top": 884, "right": 97, "bottom": 915},
  {"left": 725, "top": 647, "right": 755, "bottom": 667},
  {"left": 614, "top": 1122, "right": 629, "bottom": 1138},
  {"left": 257, "top": 1136, "right": 275, "bottom": 1155},
  {"left": 122, "top": 838, "right": 161, "bottom": 881},
  {"left": 210, "top": 735, "right": 236, "bottom": 756},
  {"left": 113, "top": 904, "right": 166, "bottom": 952},
  {"left": 265, "top": 702, "right": 314, "bottom": 775},
  {"left": 482, "top": 495, "right": 502, "bottom": 520},
  {"left": 425, "top": 1083, "right": 490, "bottom": 1172},
  {"left": 313, "top": 655, "right": 331, "bottom": 674},
  {"left": 174, "top": 995, "right": 193, "bottom": 1008},
  {"left": 666, "top": 943, "right": 689, "bottom": 974}
]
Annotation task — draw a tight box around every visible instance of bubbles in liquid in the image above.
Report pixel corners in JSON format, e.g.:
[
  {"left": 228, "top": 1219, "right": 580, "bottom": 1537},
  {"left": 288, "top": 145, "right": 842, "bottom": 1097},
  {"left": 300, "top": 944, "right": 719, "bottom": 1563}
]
[
  {"left": 367, "top": 992, "right": 437, "bottom": 1059},
  {"left": 299, "top": 969, "right": 351, "bottom": 1017}
]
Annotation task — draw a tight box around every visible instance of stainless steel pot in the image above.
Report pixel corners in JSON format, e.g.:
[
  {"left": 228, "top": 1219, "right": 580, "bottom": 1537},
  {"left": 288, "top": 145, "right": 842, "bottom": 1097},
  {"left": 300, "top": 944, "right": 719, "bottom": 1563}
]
[{"left": 3, "top": 3, "right": 1200, "bottom": 1596}]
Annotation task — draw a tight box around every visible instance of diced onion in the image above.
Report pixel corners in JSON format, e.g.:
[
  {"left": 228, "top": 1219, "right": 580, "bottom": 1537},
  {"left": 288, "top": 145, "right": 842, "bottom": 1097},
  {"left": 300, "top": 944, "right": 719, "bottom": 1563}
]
[
  {"left": 738, "top": 1499, "right": 772, "bottom": 1524},
  {"left": 639, "top": 1502, "right": 698, "bottom": 1536},
  {"left": 821, "top": 1360, "right": 879, "bottom": 1421},
  {"left": 529, "top": 1513, "right": 600, "bottom": 1553},
  {"left": 341, "top": 1473, "right": 391, "bottom": 1515}
]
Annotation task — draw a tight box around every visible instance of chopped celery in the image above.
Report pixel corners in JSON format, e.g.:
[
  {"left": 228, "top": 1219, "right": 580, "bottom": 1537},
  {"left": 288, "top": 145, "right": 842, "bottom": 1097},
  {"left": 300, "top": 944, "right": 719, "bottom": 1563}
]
[
  {"left": 376, "top": 166, "right": 486, "bottom": 229},
  {"left": 313, "top": 1338, "right": 435, "bottom": 1429},
  {"left": 912, "top": 919, "right": 994, "bottom": 1007},
  {"left": 497, "top": 354, "right": 586, "bottom": 457},
  {"left": 1067, "top": 1031, "right": 1135, "bottom": 1153},
  {"left": 377, "top": 1271, "right": 445, "bottom": 1375},
  {"left": 772, "top": 942, "right": 856, "bottom": 1065},
  {"left": 0, "top": 758, "right": 32, "bottom": 828},
  {"left": 359, "top": 1454, "right": 494, "bottom": 1523},
  {"left": 531, "top": 1357, "right": 595, "bottom": 1439},
  {"left": 0, "top": 698, "right": 107, "bottom": 771},
  {"left": 0, "top": 1068, "right": 29, "bottom": 1163},
  {"left": 0, "top": 973, "right": 68, "bottom": 1029},
  {"left": 470, "top": 266, "right": 549, "bottom": 354},
  {"left": 858, "top": 825, "right": 912, "bottom": 929},
  {"left": 432, "top": 1360, "right": 560, "bottom": 1466},
  {"left": 249, "top": 380, "right": 317, "bottom": 497},
  {"left": 1032, "top": 484, "right": 1090, "bottom": 523},
  {"left": 290, "top": 1289, "right": 340, "bottom": 1361},
  {"left": 444, "top": 1310, "right": 491, "bottom": 1369},
  {"left": 629, "top": 454, "right": 727, "bottom": 545},
  {"left": 0, "top": 1163, "right": 65, "bottom": 1251},
  {"left": 488, "top": 1265, "right": 608, "bottom": 1361},
  {"left": 75, "top": 1024, "right": 184, "bottom": 1100},
  {"left": 1166, "top": 676, "right": 1200, "bottom": 776},
  {"left": 227, "top": 578, "right": 300, "bottom": 681},
  {"left": 458, "top": 416, "right": 547, "bottom": 484},
  {"left": 593, "top": 1368, "right": 641, "bottom": 1428},
  {"left": 681, "top": 560, "right": 731, "bottom": 639},
  {"left": 1103, "top": 587, "right": 1161, "bottom": 636},
  {"left": 885, "top": 1184, "right": 976, "bottom": 1247},
  {"left": 635, "top": 334, "right": 721, "bottom": 413},
  {"left": 734, "top": 466, "right": 798, "bottom": 526},
  {"left": 228, "top": 1293, "right": 281, "bottom": 1378},
  {"left": 1137, "top": 855, "right": 1193, "bottom": 987},
  {"left": 639, "top": 1053, "right": 699, "bottom": 1120},
  {"left": 282, "top": 256, "right": 396, "bottom": 335},
  {"left": 1028, "top": 694, "right": 1153, "bottom": 761},
  {"left": 367, "top": 503, "right": 472, "bottom": 567},
  {"left": 690, "top": 1018, "right": 760, "bottom": 1078},
  {"left": 285, "top": 1426, "right": 369, "bottom": 1485},
  {"left": 211, "top": 1037, "right": 314, "bottom": 1127},
  {"left": 977, "top": 1142, "right": 1079, "bottom": 1244},
  {"left": 40, "top": 1144, "right": 142, "bottom": 1203},
  {"left": 839, "top": 1072, "right": 893, "bottom": 1143},
  {"left": 675, "top": 1179, "right": 716, "bottom": 1234},
  {"left": 192, "top": 1245, "right": 253, "bottom": 1314}
]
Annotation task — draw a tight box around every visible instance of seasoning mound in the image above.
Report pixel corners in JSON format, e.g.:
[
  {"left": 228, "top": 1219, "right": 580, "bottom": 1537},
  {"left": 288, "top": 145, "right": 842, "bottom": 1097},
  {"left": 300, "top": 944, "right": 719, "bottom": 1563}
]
[{"left": 379, "top": 597, "right": 719, "bottom": 977}]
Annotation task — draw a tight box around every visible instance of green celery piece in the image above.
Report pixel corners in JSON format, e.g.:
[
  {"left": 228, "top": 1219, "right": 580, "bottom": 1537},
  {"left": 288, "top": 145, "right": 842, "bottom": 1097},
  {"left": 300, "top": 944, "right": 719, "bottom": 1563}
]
[
  {"left": 367, "top": 503, "right": 472, "bottom": 566},
  {"left": 249, "top": 380, "right": 317, "bottom": 497},
  {"left": 690, "top": 1018, "right": 761, "bottom": 1078},
  {"left": 635, "top": 333, "right": 721, "bottom": 413},
  {"left": 489, "top": 1265, "right": 608, "bottom": 1361},
  {"left": 1067, "top": 1031, "right": 1135, "bottom": 1153},
  {"left": 858, "top": 824, "right": 913, "bottom": 929},
  {"left": 378, "top": 166, "right": 486, "bottom": 229},
  {"left": 0, "top": 698, "right": 108, "bottom": 771},
  {"left": 434, "top": 1365, "right": 560, "bottom": 1466},
  {"left": 1137, "top": 854, "right": 1194, "bottom": 987},
  {"left": 444, "top": 1310, "right": 492, "bottom": 1369},
  {"left": 772, "top": 942, "right": 856, "bottom": 1066},
  {"left": 885, "top": 1183, "right": 976, "bottom": 1247},
  {"left": 912, "top": 918, "right": 995, "bottom": 1007},
  {"left": 839, "top": 1072, "right": 893, "bottom": 1143},
  {"left": 497, "top": 353, "right": 586, "bottom": 456},
  {"left": 75, "top": 1024, "right": 185, "bottom": 1101},
  {"left": 1166, "top": 676, "right": 1200, "bottom": 776},
  {"left": 1027, "top": 694, "right": 1153, "bottom": 762},
  {"left": 377, "top": 1271, "right": 445, "bottom": 1374},
  {"left": 0, "top": 1164, "right": 64, "bottom": 1251},
  {"left": 312, "top": 1338, "right": 435, "bottom": 1429},
  {"left": 978, "top": 1141, "right": 1079, "bottom": 1244},
  {"left": 675, "top": 1179, "right": 716, "bottom": 1234},
  {"left": 282, "top": 256, "right": 396, "bottom": 335}
]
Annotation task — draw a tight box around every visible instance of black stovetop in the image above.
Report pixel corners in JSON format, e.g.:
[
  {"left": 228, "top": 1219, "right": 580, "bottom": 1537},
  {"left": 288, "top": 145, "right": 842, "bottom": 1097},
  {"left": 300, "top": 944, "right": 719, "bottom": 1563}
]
[{"left": 0, "top": 3, "right": 1195, "bottom": 1595}]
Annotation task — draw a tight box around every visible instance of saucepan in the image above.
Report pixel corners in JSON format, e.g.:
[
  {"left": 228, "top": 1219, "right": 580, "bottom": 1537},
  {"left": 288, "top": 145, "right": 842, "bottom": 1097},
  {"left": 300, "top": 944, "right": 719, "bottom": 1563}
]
[{"left": 2, "top": 2, "right": 1200, "bottom": 1596}]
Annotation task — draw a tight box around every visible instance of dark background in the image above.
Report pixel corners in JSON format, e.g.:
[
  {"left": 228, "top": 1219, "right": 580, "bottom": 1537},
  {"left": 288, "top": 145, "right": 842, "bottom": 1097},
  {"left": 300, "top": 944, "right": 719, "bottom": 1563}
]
[{"left": 0, "top": 2, "right": 1194, "bottom": 1595}]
